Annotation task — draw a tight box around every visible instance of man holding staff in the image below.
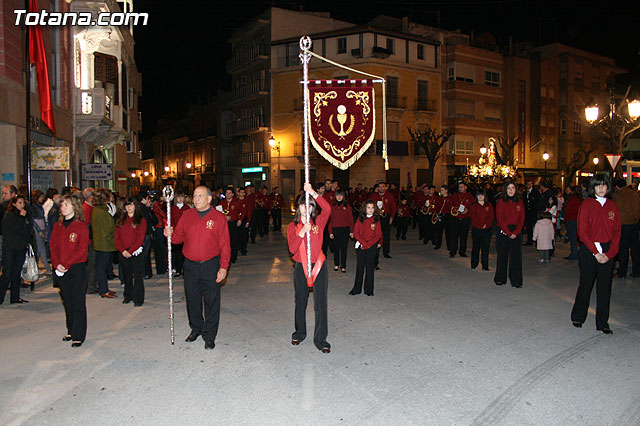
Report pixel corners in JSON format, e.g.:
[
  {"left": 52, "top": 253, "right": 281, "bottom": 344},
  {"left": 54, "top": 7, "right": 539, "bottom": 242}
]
[{"left": 164, "top": 186, "right": 231, "bottom": 350}]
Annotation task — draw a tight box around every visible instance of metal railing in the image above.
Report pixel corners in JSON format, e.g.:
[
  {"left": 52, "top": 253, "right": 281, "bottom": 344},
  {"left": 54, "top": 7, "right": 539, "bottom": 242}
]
[
  {"left": 226, "top": 44, "right": 268, "bottom": 73},
  {"left": 227, "top": 79, "right": 268, "bottom": 104},
  {"left": 226, "top": 115, "right": 266, "bottom": 137},
  {"left": 414, "top": 98, "right": 437, "bottom": 112},
  {"left": 225, "top": 151, "right": 266, "bottom": 168},
  {"left": 387, "top": 96, "right": 407, "bottom": 109}
]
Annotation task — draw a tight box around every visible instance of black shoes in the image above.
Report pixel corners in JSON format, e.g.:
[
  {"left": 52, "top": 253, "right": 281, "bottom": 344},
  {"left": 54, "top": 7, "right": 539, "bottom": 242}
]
[
  {"left": 433, "top": 245, "right": 440, "bottom": 250},
  {"left": 341, "top": 268, "right": 346, "bottom": 273},
  {"left": 291, "top": 339, "right": 301, "bottom": 345},
  {"left": 572, "top": 321, "right": 582, "bottom": 328},
  {"left": 459, "top": 253, "right": 467, "bottom": 258},
  {"left": 185, "top": 332, "right": 200, "bottom": 342},
  {"left": 122, "top": 298, "right": 132, "bottom": 304},
  {"left": 374, "top": 265, "right": 380, "bottom": 270},
  {"left": 449, "top": 253, "right": 455, "bottom": 258},
  {"left": 134, "top": 303, "right": 143, "bottom": 307},
  {"left": 204, "top": 340, "right": 215, "bottom": 350},
  {"left": 383, "top": 254, "right": 391, "bottom": 258},
  {"left": 495, "top": 281, "right": 505, "bottom": 286},
  {"left": 348, "top": 290, "right": 361, "bottom": 295},
  {"left": 601, "top": 328, "right": 613, "bottom": 335},
  {"left": 321, "top": 346, "right": 331, "bottom": 353},
  {"left": 62, "top": 335, "right": 72, "bottom": 341},
  {"left": 71, "top": 341, "right": 83, "bottom": 347},
  {"left": 10, "top": 298, "right": 29, "bottom": 304},
  {"left": 334, "top": 266, "right": 339, "bottom": 271},
  {"left": 512, "top": 284, "right": 522, "bottom": 288},
  {"left": 365, "top": 292, "right": 374, "bottom": 296},
  {"left": 145, "top": 275, "right": 153, "bottom": 280},
  {"left": 173, "top": 272, "right": 182, "bottom": 277},
  {"left": 482, "top": 268, "right": 490, "bottom": 271}
]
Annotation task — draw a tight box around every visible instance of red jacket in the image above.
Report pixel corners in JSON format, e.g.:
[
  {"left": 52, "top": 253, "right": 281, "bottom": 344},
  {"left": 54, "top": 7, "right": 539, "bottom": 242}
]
[
  {"left": 237, "top": 198, "right": 252, "bottom": 222},
  {"left": 219, "top": 197, "right": 243, "bottom": 221},
  {"left": 577, "top": 198, "right": 621, "bottom": 258},
  {"left": 50, "top": 220, "right": 90, "bottom": 270},
  {"left": 449, "top": 192, "right": 475, "bottom": 219},
  {"left": 322, "top": 190, "right": 335, "bottom": 205},
  {"left": 171, "top": 207, "right": 231, "bottom": 269},
  {"left": 328, "top": 203, "right": 354, "bottom": 233},
  {"left": 287, "top": 195, "right": 330, "bottom": 264},
  {"left": 354, "top": 216, "right": 383, "bottom": 250},
  {"left": 370, "top": 192, "right": 397, "bottom": 217},
  {"left": 256, "top": 193, "right": 271, "bottom": 210},
  {"left": 115, "top": 216, "right": 147, "bottom": 253},
  {"left": 496, "top": 198, "right": 525, "bottom": 236},
  {"left": 564, "top": 195, "right": 581, "bottom": 221},
  {"left": 82, "top": 202, "right": 93, "bottom": 226},
  {"left": 470, "top": 202, "right": 494, "bottom": 229},
  {"left": 171, "top": 203, "right": 191, "bottom": 226},
  {"left": 271, "top": 193, "right": 284, "bottom": 209},
  {"left": 153, "top": 201, "right": 167, "bottom": 229},
  {"left": 397, "top": 204, "right": 412, "bottom": 218}
]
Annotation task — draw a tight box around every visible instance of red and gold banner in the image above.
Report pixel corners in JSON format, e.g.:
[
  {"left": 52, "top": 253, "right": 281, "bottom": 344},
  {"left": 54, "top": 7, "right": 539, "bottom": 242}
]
[{"left": 308, "top": 81, "right": 375, "bottom": 170}]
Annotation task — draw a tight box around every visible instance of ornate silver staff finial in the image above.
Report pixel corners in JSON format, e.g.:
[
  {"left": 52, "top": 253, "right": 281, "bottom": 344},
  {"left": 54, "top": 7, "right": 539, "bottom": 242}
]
[
  {"left": 162, "top": 186, "right": 174, "bottom": 203},
  {"left": 299, "top": 36, "right": 312, "bottom": 51}
]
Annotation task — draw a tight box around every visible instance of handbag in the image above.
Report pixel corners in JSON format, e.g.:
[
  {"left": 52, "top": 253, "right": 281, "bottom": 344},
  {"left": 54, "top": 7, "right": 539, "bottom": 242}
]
[{"left": 21, "top": 244, "right": 39, "bottom": 282}]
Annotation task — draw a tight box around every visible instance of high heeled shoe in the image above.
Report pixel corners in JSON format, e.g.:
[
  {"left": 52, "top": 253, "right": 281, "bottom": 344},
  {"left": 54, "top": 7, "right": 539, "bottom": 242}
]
[
  {"left": 572, "top": 321, "right": 582, "bottom": 328},
  {"left": 62, "top": 335, "right": 72, "bottom": 341},
  {"left": 71, "top": 341, "right": 83, "bottom": 347}
]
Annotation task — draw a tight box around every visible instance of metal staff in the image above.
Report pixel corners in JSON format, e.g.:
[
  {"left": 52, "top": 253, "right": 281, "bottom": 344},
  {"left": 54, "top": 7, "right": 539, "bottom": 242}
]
[
  {"left": 163, "top": 185, "right": 175, "bottom": 344},
  {"left": 299, "top": 36, "right": 313, "bottom": 282}
]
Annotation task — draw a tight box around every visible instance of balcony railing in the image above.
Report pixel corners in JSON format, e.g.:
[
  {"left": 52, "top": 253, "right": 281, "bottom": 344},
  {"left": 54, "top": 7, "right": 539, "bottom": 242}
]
[
  {"left": 226, "top": 43, "right": 268, "bottom": 73},
  {"left": 226, "top": 115, "right": 267, "bottom": 137},
  {"left": 227, "top": 79, "right": 268, "bottom": 105},
  {"left": 484, "top": 117, "right": 502, "bottom": 123},
  {"left": 225, "top": 151, "right": 266, "bottom": 168},
  {"left": 414, "top": 98, "right": 437, "bottom": 112},
  {"left": 387, "top": 96, "right": 407, "bottom": 109},
  {"left": 454, "top": 113, "right": 476, "bottom": 120}
]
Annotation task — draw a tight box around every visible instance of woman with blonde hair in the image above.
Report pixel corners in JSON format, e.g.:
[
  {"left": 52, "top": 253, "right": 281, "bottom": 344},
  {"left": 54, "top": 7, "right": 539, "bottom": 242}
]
[{"left": 50, "top": 194, "right": 90, "bottom": 347}]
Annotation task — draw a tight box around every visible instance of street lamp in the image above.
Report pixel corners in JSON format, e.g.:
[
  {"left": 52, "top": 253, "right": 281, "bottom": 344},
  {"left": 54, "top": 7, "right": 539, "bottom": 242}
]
[
  {"left": 164, "top": 166, "right": 170, "bottom": 173},
  {"left": 542, "top": 151, "right": 549, "bottom": 180},
  {"left": 143, "top": 171, "right": 149, "bottom": 177},
  {"left": 131, "top": 172, "right": 136, "bottom": 178},
  {"left": 584, "top": 76, "right": 640, "bottom": 171},
  {"left": 268, "top": 135, "right": 280, "bottom": 189},
  {"left": 186, "top": 162, "right": 192, "bottom": 169},
  {"left": 593, "top": 157, "right": 599, "bottom": 172},
  {"left": 479, "top": 144, "right": 487, "bottom": 155}
]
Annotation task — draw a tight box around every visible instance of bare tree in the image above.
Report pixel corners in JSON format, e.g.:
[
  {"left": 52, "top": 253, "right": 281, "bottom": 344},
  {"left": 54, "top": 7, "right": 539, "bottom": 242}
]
[
  {"left": 407, "top": 127, "right": 449, "bottom": 185},
  {"left": 559, "top": 147, "right": 595, "bottom": 184},
  {"left": 492, "top": 136, "right": 519, "bottom": 168}
]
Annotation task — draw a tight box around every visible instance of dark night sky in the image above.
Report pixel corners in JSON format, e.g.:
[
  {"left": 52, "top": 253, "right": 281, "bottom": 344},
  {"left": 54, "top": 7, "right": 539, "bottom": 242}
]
[{"left": 133, "top": 0, "right": 640, "bottom": 138}]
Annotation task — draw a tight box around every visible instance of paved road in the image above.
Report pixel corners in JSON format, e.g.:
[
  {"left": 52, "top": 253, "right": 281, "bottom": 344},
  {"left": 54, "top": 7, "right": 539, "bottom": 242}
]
[{"left": 1, "top": 224, "right": 639, "bottom": 426}]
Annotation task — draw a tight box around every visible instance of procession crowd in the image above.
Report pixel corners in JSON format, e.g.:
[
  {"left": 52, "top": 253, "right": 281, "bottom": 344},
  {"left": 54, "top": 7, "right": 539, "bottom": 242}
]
[{"left": 0, "top": 172, "right": 635, "bottom": 349}]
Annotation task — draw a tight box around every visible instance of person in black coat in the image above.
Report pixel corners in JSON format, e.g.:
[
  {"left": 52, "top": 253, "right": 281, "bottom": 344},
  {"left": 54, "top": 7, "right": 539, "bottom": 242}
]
[
  {"left": 523, "top": 180, "right": 540, "bottom": 245},
  {"left": 0, "top": 196, "right": 35, "bottom": 304},
  {"left": 136, "top": 191, "right": 158, "bottom": 279}
]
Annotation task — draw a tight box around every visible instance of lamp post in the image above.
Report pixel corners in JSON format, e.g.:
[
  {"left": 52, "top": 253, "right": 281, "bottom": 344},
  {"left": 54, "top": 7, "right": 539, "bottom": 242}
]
[
  {"left": 584, "top": 76, "right": 640, "bottom": 172},
  {"left": 542, "top": 151, "right": 549, "bottom": 180},
  {"left": 593, "top": 157, "right": 599, "bottom": 172},
  {"left": 269, "top": 135, "right": 281, "bottom": 190}
]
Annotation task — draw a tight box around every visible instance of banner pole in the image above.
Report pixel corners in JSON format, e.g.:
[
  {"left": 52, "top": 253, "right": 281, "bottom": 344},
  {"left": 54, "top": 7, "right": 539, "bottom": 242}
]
[
  {"left": 299, "top": 36, "right": 313, "bottom": 282},
  {"left": 163, "top": 186, "right": 175, "bottom": 345}
]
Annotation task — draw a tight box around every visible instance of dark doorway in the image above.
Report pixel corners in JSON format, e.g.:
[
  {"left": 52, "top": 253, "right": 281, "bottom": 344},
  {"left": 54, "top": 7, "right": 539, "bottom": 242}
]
[
  {"left": 333, "top": 168, "right": 349, "bottom": 191},
  {"left": 386, "top": 168, "right": 400, "bottom": 186}
]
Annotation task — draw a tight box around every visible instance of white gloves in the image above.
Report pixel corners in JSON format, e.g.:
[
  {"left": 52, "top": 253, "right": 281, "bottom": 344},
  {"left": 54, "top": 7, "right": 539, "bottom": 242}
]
[
  {"left": 132, "top": 247, "right": 143, "bottom": 256},
  {"left": 55, "top": 270, "right": 65, "bottom": 277}
]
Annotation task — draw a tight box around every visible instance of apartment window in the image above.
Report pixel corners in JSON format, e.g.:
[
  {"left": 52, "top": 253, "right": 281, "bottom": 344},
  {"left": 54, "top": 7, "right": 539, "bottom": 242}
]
[
  {"left": 387, "top": 121, "right": 399, "bottom": 140},
  {"left": 560, "top": 61, "right": 568, "bottom": 79},
  {"left": 518, "top": 80, "right": 526, "bottom": 102},
  {"left": 561, "top": 119, "right": 566, "bottom": 134},
  {"left": 417, "top": 80, "right": 429, "bottom": 109},
  {"left": 484, "top": 103, "right": 501, "bottom": 122},
  {"left": 387, "top": 76, "right": 399, "bottom": 105},
  {"left": 575, "top": 62, "right": 584, "bottom": 80},
  {"left": 455, "top": 138, "right": 474, "bottom": 155},
  {"left": 573, "top": 122, "right": 582, "bottom": 135},
  {"left": 453, "top": 62, "right": 475, "bottom": 83},
  {"left": 455, "top": 99, "right": 475, "bottom": 119},
  {"left": 548, "top": 86, "right": 555, "bottom": 99},
  {"left": 337, "top": 38, "right": 347, "bottom": 54},
  {"left": 448, "top": 66, "right": 454, "bottom": 82},
  {"left": 417, "top": 44, "right": 425, "bottom": 60},
  {"left": 484, "top": 70, "right": 500, "bottom": 87},
  {"left": 386, "top": 38, "right": 395, "bottom": 54}
]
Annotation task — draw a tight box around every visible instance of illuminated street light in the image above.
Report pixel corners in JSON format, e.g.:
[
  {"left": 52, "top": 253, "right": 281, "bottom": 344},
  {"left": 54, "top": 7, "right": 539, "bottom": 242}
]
[
  {"left": 479, "top": 144, "right": 487, "bottom": 155},
  {"left": 143, "top": 171, "right": 149, "bottom": 177},
  {"left": 593, "top": 157, "right": 599, "bottom": 165},
  {"left": 585, "top": 105, "right": 599, "bottom": 124},
  {"left": 628, "top": 100, "right": 640, "bottom": 120},
  {"left": 164, "top": 166, "right": 170, "bottom": 173},
  {"left": 269, "top": 135, "right": 276, "bottom": 148},
  {"left": 186, "top": 162, "right": 192, "bottom": 169},
  {"left": 543, "top": 151, "right": 549, "bottom": 180},
  {"left": 131, "top": 172, "right": 136, "bottom": 178}
]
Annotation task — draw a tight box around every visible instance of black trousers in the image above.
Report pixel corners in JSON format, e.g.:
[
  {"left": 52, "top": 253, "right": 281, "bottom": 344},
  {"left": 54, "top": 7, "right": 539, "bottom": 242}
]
[
  {"left": 238, "top": 220, "right": 248, "bottom": 255},
  {"left": 183, "top": 256, "right": 221, "bottom": 343},
  {"left": 450, "top": 217, "right": 471, "bottom": 256},
  {"left": 421, "top": 214, "right": 434, "bottom": 244},
  {"left": 494, "top": 230, "right": 523, "bottom": 286},
  {"left": 442, "top": 214, "right": 452, "bottom": 250},
  {"left": 271, "top": 208, "right": 282, "bottom": 231},
  {"left": 293, "top": 262, "right": 329, "bottom": 350},
  {"left": 352, "top": 245, "right": 377, "bottom": 294},
  {"left": 572, "top": 244, "right": 614, "bottom": 329},
  {"left": 471, "top": 227, "right": 492, "bottom": 269},
  {"left": 417, "top": 212, "right": 426, "bottom": 239},
  {"left": 380, "top": 216, "right": 391, "bottom": 256},
  {"left": 151, "top": 228, "right": 168, "bottom": 274},
  {"left": 0, "top": 247, "right": 27, "bottom": 304},
  {"left": 249, "top": 209, "right": 262, "bottom": 242},
  {"left": 227, "top": 221, "right": 239, "bottom": 263},
  {"left": 322, "top": 226, "right": 333, "bottom": 255},
  {"left": 143, "top": 235, "right": 152, "bottom": 275},
  {"left": 172, "top": 243, "right": 184, "bottom": 273},
  {"left": 85, "top": 245, "right": 97, "bottom": 293},
  {"left": 412, "top": 208, "right": 418, "bottom": 228},
  {"left": 617, "top": 223, "right": 640, "bottom": 277},
  {"left": 58, "top": 262, "right": 87, "bottom": 342},
  {"left": 396, "top": 217, "right": 409, "bottom": 239},
  {"left": 332, "top": 227, "right": 350, "bottom": 268},
  {"left": 119, "top": 253, "right": 145, "bottom": 305},
  {"left": 261, "top": 208, "right": 270, "bottom": 234},
  {"left": 525, "top": 212, "right": 536, "bottom": 243}
]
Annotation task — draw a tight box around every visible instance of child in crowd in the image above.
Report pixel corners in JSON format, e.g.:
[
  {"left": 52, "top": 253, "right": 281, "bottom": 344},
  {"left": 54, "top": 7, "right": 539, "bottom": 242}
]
[{"left": 533, "top": 211, "right": 555, "bottom": 263}]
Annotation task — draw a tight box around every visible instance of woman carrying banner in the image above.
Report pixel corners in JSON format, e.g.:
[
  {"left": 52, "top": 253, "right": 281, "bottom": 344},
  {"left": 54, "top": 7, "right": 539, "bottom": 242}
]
[
  {"left": 50, "top": 194, "right": 90, "bottom": 347},
  {"left": 287, "top": 182, "right": 332, "bottom": 353},
  {"left": 571, "top": 174, "right": 620, "bottom": 334}
]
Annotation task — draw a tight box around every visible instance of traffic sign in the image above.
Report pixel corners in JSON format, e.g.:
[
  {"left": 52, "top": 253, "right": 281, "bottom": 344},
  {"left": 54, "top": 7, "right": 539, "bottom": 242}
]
[{"left": 605, "top": 154, "right": 622, "bottom": 170}]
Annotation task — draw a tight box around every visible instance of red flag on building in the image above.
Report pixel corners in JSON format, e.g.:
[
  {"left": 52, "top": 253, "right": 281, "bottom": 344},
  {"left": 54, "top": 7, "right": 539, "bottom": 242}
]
[{"left": 28, "top": 0, "right": 56, "bottom": 135}]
